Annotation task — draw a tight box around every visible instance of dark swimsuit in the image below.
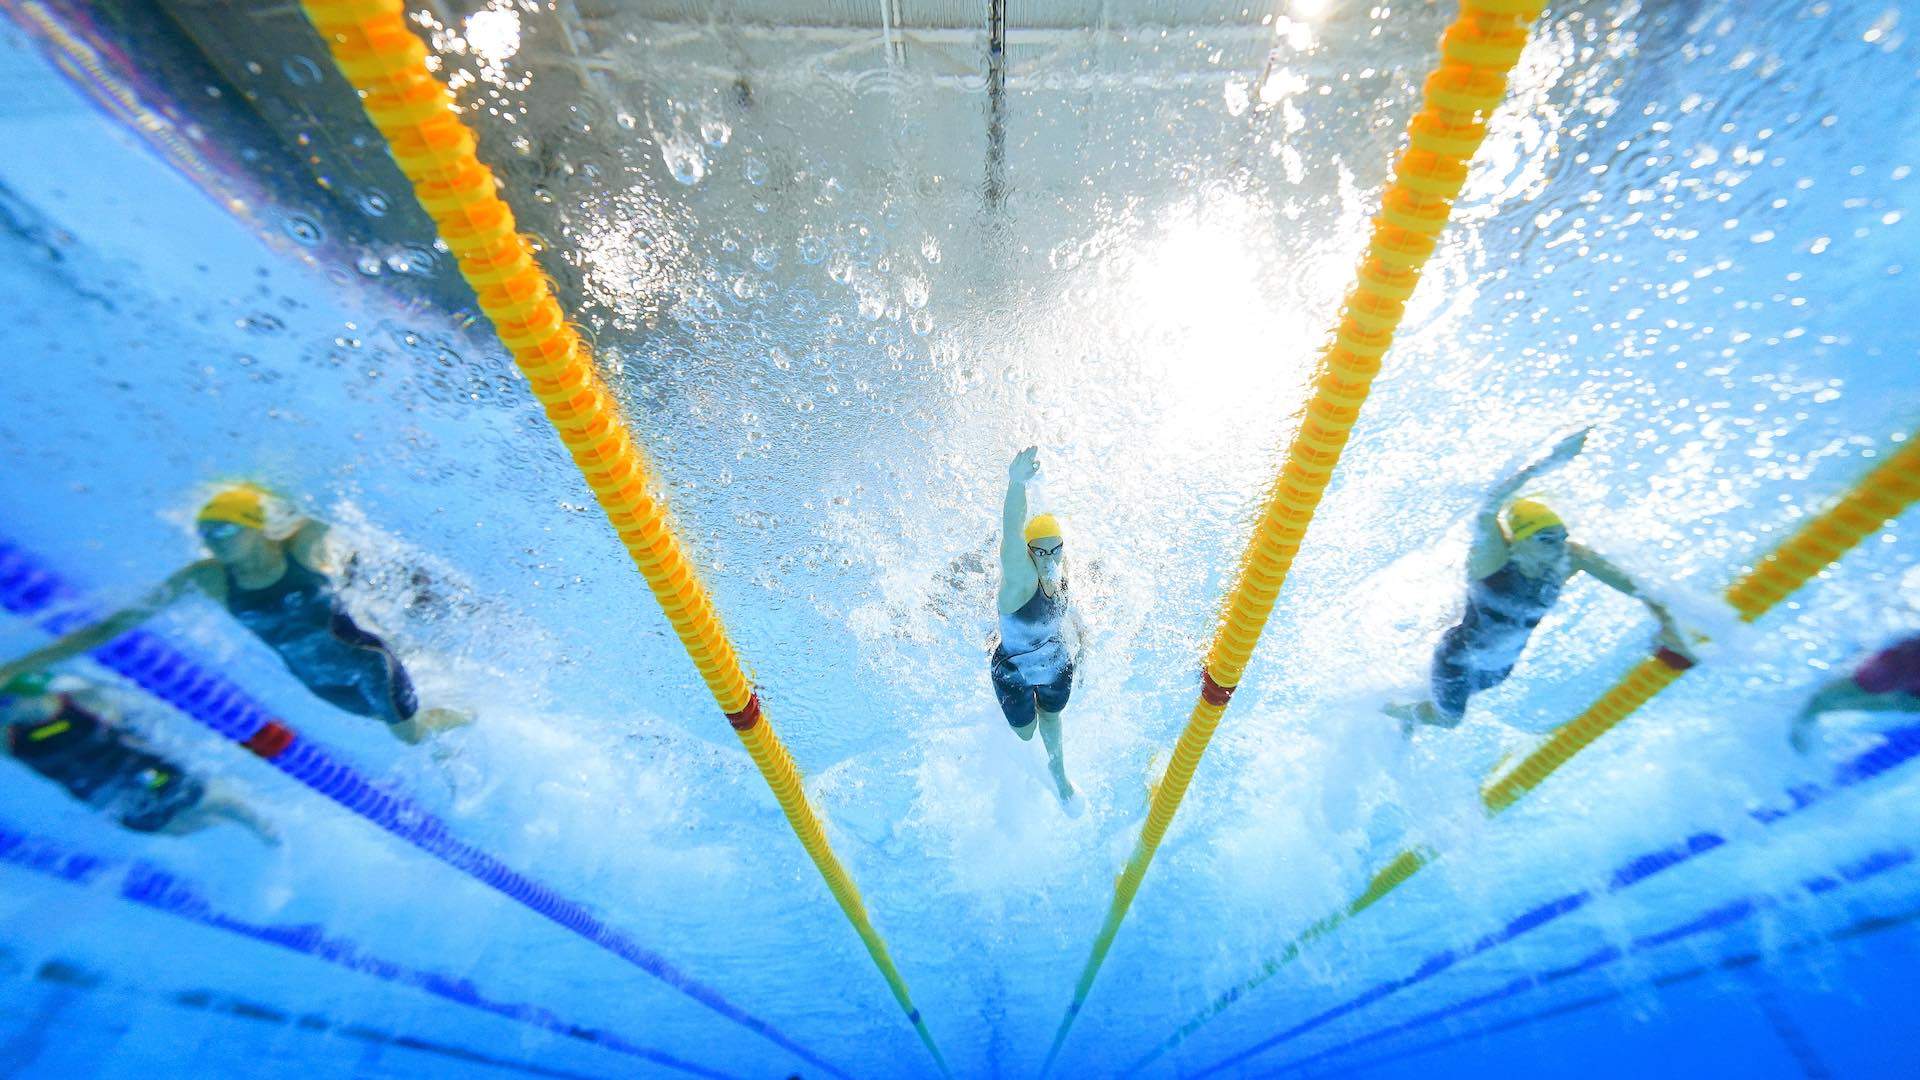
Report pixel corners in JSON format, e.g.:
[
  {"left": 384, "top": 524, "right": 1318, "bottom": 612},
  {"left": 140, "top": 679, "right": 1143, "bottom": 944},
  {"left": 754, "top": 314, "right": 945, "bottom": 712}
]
[
  {"left": 7, "top": 697, "right": 204, "bottom": 833},
  {"left": 222, "top": 557, "right": 418, "bottom": 724},
  {"left": 1430, "top": 560, "right": 1565, "bottom": 720},
  {"left": 990, "top": 585, "right": 1075, "bottom": 730}
]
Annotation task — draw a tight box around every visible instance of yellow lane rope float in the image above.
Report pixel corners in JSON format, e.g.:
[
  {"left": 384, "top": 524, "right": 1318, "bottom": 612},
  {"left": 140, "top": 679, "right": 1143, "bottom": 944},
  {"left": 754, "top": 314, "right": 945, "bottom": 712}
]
[
  {"left": 1040, "top": 2, "right": 1550, "bottom": 1072},
  {"left": 1132, "top": 430, "right": 1920, "bottom": 1071},
  {"left": 290, "top": 2, "right": 947, "bottom": 1071}
]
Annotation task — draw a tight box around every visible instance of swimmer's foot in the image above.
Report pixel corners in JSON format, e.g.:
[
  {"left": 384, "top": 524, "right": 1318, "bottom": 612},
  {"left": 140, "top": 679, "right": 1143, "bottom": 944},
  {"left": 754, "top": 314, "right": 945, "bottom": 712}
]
[
  {"left": 1059, "top": 780, "right": 1090, "bottom": 814},
  {"left": 395, "top": 707, "right": 475, "bottom": 744},
  {"left": 1385, "top": 701, "right": 1441, "bottom": 735},
  {"left": 1058, "top": 781, "right": 1085, "bottom": 818}
]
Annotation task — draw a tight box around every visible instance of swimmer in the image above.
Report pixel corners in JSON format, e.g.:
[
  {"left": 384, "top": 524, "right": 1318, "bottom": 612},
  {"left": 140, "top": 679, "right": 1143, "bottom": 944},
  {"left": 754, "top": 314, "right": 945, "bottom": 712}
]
[
  {"left": 993, "top": 447, "right": 1086, "bottom": 810},
  {"left": 1790, "top": 633, "right": 1920, "bottom": 753},
  {"left": 1389, "top": 429, "right": 1690, "bottom": 730},
  {"left": 0, "top": 486, "right": 470, "bottom": 744},
  {"left": 2, "top": 671, "right": 276, "bottom": 843}
]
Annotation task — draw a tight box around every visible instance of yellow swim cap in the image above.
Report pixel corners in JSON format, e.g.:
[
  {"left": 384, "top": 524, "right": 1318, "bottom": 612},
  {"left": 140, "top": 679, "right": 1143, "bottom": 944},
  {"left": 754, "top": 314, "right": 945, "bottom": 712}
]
[
  {"left": 1023, "top": 513, "right": 1063, "bottom": 544},
  {"left": 1505, "top": 499, "right": 1565, "bottom": 544},
  {"left": 197, "top": 485, "right": 268, "bottom": 530}
]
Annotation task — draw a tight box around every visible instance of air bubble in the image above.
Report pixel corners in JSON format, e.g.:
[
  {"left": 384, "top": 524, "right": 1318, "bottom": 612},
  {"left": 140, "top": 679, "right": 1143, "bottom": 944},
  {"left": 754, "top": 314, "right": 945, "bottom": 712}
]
[
  {"left": 283, "top": 55, "right": 323, "bottom": 87},
  {"left": 663, "top": 139, "right": 706, "bottom": 184},
  {"left": 281, "top": 214, "right": 323, "bottom": 246}
]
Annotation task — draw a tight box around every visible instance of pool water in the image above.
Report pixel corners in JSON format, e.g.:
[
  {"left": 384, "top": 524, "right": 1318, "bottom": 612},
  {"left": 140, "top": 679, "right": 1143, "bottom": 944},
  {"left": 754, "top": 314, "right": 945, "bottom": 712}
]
[{"left": 0, "top": 0, "right": 1916, "bottom": 1077}]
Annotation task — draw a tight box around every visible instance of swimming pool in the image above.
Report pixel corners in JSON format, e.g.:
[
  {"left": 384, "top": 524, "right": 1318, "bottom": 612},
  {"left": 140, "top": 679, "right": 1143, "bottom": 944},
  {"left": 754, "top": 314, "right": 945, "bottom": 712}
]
[{"left": 0, "top": 0, "right": 1915, "bottom": 1076}]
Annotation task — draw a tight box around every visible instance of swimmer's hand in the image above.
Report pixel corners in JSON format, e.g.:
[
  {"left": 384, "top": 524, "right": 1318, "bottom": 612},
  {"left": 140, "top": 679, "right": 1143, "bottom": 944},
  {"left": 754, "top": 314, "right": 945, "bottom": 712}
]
[
  {"left": 1010, "top": 446, "right": 1040, "bottom": 484},
  {"left": 1540, "top": 426, "right": 1592, "bottom": 469},
  {"left": 1655, "top": 623, "right": 1703, "bottom": 664},
  {"left": 1496, "top": 426, "right": 1593, "bottom": 500}
]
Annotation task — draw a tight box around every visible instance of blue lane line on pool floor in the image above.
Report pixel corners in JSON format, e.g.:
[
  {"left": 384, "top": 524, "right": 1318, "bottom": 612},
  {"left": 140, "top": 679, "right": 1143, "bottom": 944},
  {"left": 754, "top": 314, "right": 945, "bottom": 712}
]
[
  {"left": 0, "top": 536, "right": 847, "bottom": 1080},
  {"left": 0, "top": 821, "right": 734, "bottom": 1080},
  {"left": 1315, "top": 896, "right": 1920, "bottom": 1080},
  {"left": 1183, "top": 722, "right": 1920, "bottom": 1078},
  {"left": 1260, "top": 844, "right": 1916, "bottom": 1079}
]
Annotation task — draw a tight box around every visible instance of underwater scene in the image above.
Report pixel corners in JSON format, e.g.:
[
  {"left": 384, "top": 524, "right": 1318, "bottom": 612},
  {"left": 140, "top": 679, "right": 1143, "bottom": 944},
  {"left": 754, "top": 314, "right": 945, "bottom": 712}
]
[{"left": 0, "top": 0, "right": 1916, "bottom": 1077}]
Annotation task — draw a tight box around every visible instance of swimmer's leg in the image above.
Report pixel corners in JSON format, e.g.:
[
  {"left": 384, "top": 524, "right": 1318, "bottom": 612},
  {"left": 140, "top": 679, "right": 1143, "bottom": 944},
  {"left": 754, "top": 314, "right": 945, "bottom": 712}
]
[
  {"left": 393, "top": 707, "right": 474, "bottom": 745},
  {"left": 377, "top": 642, "right": 471, "bottom": 744},
  {"left": 990, "top": 650, "right": 1037, "bottom": 739},
  {"left": 1036, "top": 709, "right": 1074, "bottom": 802},
  {"left": 329, "top": 613, "right": 472, "bottom": 743},
  {"left": 162, "top": 781, "right": 279, "bottom": 845},
  {"left": 1389, "top": 627, "right": 1473, "bottom": 731},
  {"left": 1034, "top": 662, "right": 1080, "bottom": 810}
]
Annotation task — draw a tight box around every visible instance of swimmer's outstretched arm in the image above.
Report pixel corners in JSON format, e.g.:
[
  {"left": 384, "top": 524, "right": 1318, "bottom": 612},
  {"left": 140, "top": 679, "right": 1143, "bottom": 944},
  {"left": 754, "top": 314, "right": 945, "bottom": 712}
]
[
  {"left": 1800, "top": 678, "right": 1913, "bottom": 720},
  {"left": 1000, "top": 447, "right": 1040, "bottom": 607},
  {"left": 1791, "top": 677, "right": 1920, "bottom": 752},
  {"left": 1467, "top": 428, "right": 1592, "bottom": 579},
  {"left": 0, "top": 562, "right": 219, "bottom": 685},
  {"left": 1569, "top": 544, "right": 1689, "bottom": 652}
]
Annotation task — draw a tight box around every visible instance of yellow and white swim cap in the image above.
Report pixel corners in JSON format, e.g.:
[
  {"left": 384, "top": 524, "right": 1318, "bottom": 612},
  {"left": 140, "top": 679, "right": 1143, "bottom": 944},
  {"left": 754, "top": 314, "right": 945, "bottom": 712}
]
[
  {"left": 1505, "top": 499, "right": 1564, "bottom": 544},
  {"left": 1023, "top": 513, "right": 1063, "bottom": 544},
  {"left": 197, "top": 485, "right": 269, "bottom": 530}
]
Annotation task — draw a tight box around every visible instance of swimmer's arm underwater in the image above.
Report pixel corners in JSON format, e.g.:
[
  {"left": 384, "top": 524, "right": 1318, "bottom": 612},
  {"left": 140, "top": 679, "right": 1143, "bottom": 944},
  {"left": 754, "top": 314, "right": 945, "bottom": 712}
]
[
  {"left": 62, "top": 685, "right": 121, "bottom": 724},
  {"left": 1465, "top": 498, "right": 1511, "bottom": 580},
  {"left": 285, "top": 519, "right": 333, "bottom": 571},
  {"left": 1466, "top": 428, "right": 1592, "bottom": 580},
  {"left": 1568, "top": 543, "right": 1689, "bottom": 652},
  {"left": 1790, "top": 677, "right": 1919, "bottom": 753},
  {"left": 0, "top": 562, "right": 221, "bottom": 685},
  {"left": 999, "top": 447, "right": 1040, "bottom": 609},
  {"left": 1068, "top": 598, "right": 1089, "bottom": 672}
]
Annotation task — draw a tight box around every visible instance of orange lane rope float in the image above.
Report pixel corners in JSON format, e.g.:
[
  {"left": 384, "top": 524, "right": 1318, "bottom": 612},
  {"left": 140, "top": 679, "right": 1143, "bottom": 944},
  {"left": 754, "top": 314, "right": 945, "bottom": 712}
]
[
  {"left": 292, "top": 1, "right": 946, "bottom": 1070},
  {"left": 1132, "top": 430, "right": 1919, "bottom": 1072},
  {"left": 1040, "top": 2, "right": 1552, "bottom": 1072}
]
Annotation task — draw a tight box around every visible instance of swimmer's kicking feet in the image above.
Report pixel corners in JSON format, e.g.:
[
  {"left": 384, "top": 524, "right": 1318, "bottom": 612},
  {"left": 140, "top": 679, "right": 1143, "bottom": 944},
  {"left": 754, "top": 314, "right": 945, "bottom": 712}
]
[
  {"left": 993, "top": 447, "right": 1087, "bottom": 813},
  {"left": 0, "top": 486, "right": 470, "bottom": 745}
]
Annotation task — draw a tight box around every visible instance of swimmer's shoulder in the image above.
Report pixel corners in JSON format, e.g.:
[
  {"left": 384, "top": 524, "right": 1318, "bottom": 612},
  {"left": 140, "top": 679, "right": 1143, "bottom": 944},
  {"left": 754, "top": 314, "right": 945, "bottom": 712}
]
[{"left": 174, "top": 559, "right": 228, "bottom": 603}]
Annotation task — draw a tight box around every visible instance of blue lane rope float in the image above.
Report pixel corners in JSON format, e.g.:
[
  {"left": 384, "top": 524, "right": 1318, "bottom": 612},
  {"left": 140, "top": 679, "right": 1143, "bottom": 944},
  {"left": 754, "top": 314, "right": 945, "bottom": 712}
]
[
  {"left": 1176, "top": 721, "right": 1920, "bottom": 1077},
  {"left": 0, "top": 535, "right": 844, "bottom": 1080},
  {"left": 0, "top": 821, "right": 733, "bottom": 1080}
]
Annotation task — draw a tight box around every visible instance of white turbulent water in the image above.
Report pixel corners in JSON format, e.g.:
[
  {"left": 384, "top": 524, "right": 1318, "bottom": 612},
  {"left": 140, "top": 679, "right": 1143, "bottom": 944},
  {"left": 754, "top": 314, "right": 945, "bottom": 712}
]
[{"left": 0, "top": 1, "right": 1917, "bottom": 1077}]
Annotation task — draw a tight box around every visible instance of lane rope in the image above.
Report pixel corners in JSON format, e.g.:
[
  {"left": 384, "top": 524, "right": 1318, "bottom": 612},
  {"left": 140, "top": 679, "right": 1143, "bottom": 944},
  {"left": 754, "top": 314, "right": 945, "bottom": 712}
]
[
  {"left": 1040, "top": 3, "right": 1551, "bottom": 1071},
  {"left": 0, "top": 536, "right": 843, "bottom": 1079},
  {"left": 0, "top": 821, "right": 736, "bottom": 1080},
  {"left": 1131, "top": 429, "right": 1919, "bottom": 1071},
  {"left": 1190, "top": 720, "right": 1920, "bottom": 1076},
  {"left": 289, "top": 1, "right": 945, "bottom": 1069}
]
